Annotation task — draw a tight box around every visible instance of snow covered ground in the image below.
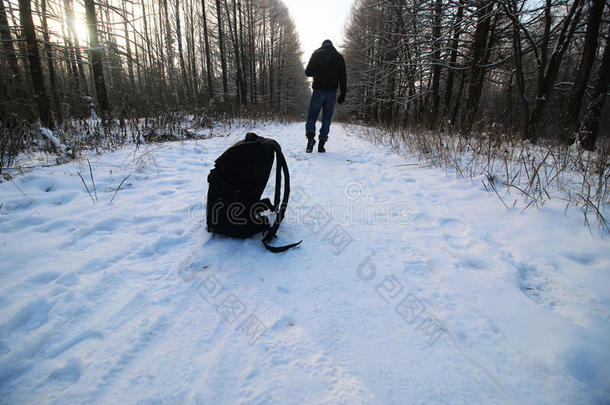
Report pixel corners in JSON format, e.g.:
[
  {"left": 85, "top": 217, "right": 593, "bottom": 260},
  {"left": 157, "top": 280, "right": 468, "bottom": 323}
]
[{"left": 1, "top": 122, "right": 609, "bottom": 404}]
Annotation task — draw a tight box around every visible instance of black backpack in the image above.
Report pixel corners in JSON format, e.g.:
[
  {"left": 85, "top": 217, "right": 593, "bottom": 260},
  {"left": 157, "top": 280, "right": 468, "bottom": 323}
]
[{"left": 206, "top": 132, "right": 302, "bottom": 253}]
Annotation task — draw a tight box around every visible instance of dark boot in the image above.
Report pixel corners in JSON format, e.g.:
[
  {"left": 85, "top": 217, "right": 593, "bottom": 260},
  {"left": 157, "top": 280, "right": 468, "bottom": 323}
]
[
  {"left": 306, "top": 131, "right": 316, "bottom": 153},
  {"left": 318, "top": 138, "right": 326, "bottom": 153}
]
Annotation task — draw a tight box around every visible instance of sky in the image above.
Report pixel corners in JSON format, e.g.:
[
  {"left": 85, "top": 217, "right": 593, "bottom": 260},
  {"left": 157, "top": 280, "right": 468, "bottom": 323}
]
[{"left": 281, "top": 0, "right": 355, "bottom": 65}]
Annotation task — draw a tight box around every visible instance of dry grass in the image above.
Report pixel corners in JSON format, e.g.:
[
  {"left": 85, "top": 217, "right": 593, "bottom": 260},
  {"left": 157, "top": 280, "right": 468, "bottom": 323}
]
[
  {"left": 1, "top": 107, "right": 301, "bottom": 179},
  {"left": 348, "top": 124, "right": 609, "bottom": 233}
]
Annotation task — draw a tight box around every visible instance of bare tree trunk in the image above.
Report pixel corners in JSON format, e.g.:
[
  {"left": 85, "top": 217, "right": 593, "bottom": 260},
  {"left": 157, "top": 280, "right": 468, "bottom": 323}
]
[
  {"left": 84, "top": 0, "right": 110, "bottom": 116},
  {"left": 430, "top": 0, "right": 442, "bottom": 129},
  {"left": 60, "top": 13, "right": 79, "bottom": 91},
  {"left": 508, "top": 0, "right": 528, "bottom": 138},
  {"left": 537, "top": 0, "right": 551, "bottom": 102},
  {"left": 0, "top": 0, "right": 21, "bottom": 82},
  {"left": 187, "top": 0, "right": 198, "bottom": 100},
  {"left": 451, "top": 72, "right": 465, "bottom": 125},
  {"left": 561, "top": 0, "right": 604, "bottom": 142},
  {"left": 443, "top": 0, "right": 463, "bottom": 123},
  {"left": 40, "top": 0, "right": 64, "bottom": 125},
  {"left": 156, "top": 0, "right": 167, "bottom": 100},
  {"left": 201, "top": 0, "right": 214, "bottom": 98},
  {"left": 161, "top": 0, "right": 177, "bottom": 105},
  {"left": 122, "top": 0, "right": 135, "bottom": 92},
  {"left": 215, "top": 0, "right": 228, "bottom": 96},
  {"left": 64, "top": 0, "right": 87, "bottom": 94},
  {"left": 247, "top": 0, "right": 255, "bottom": 103},
  {"left": 580, "top": 26, "right": 610, "bottom": 151},
  {"left": 260, "top": 11, "right": 266, "bottom": 99},
  {"left": 133, "top": 23, "right": 144, "bottom": 96},
  {"left": 460, "top": 0, "right": 494, "bottom": 133},
  {"left": 175, "top": 0, "right": 190, "bottom": 102},
  {"left": 18, "top": 0, "right": 53, "bottom": 127},
  {"left": 525, "top": 0, "right": 583, "bottom": 142},
  {"left": 269, "top": 14, "right": 275, "bottom": 108},
  {"left": 237, "top": 0, "right": 247, "bottom": 103},
  {"left": 140, "top": 0, "right": 154, "bottom": 100},
  {"left": 0, "top": 74, "right": 8, "bottom": 122},
  {"left": 223, "top": 0, "right": 245, "bottom": 104},
  {"left": 101, "top": 0, "right": 119, "bottom": 95}
]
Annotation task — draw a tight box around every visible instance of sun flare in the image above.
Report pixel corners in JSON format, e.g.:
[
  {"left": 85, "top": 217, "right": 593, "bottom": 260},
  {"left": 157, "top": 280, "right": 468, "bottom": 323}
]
[{"left": 72, "top": 18, "right": 89, "bottom": 42}]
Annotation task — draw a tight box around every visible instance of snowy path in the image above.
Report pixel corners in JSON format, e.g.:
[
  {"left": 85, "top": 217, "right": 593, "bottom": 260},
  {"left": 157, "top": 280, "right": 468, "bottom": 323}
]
[{"left": 1, "top": 122, "right": 609, "bottom": 404}]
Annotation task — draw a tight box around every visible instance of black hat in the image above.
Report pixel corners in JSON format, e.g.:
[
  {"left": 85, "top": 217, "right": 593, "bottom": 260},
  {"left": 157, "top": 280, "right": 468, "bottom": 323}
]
[{"left": 322, "top": 39, "right": 333, "bottom": 47}]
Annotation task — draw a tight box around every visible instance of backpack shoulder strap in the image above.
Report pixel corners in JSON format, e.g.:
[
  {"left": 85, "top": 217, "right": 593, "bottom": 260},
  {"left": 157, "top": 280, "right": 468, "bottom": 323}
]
[{"left": 262, "top": 142, "right": 302, "bottom": 253}]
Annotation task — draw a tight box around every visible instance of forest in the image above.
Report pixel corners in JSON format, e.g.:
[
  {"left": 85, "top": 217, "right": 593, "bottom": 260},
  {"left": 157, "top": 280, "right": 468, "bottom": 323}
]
[
  {"left": 342, "top": 0, "right": 610, "bottom": 150},
  {"left": 0, "top": 0, "right": 609, "bottom": 169},
  {"left": 0, "top": 0, "right": 309, "bottom": 168}
]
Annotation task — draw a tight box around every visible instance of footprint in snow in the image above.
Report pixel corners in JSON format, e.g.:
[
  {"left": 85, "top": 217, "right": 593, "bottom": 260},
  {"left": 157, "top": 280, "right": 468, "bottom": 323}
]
[
  {"left": 46, "top": 330, "right": 104, "bottom": 358},
  {"left": 276, "top": 286, "right": 292, "bottom": 295},
  {"left": 438, "top": 217, "right": 461, "bottom": 226},
  {"left": 516, "top": 262, "right": 574, "bottom": 313},
  {"left": 27, "top": 271, "right": 61, "bottom": 285},
  {"left": 56, "top": 272, "right": 79, "bottom": 287},
  {"left": 564, "top": 252, "right": 598, "bottom": 265},
  {"left": 47, "top": 192, "right": 78, "bottom": 206},
  {"left": 3, "top": 299, "right": 53, "bottom": 334},
  {"left": 1, "top": 197, "right": 35, "bottom": 212},
  {"left": 270, "top": 315, "right": 296, "bottom": 332},
  {"left": 47, "top": 358, "right": 82, "bottom": 384}
]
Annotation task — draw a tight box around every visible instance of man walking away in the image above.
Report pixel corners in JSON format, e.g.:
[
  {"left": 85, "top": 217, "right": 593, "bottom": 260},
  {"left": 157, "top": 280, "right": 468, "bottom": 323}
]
[{"left": 305, "top": 39, "right": 347, "bottom": 153}]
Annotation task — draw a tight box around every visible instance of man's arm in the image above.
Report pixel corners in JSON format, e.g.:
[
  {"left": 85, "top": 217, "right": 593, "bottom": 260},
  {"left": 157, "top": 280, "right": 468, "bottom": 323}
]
[
  {"left": 338, "top": 55, "right": 347, "bottom": 103},
  {"left": 305, "top": 54, "right": 315, "bottom": 77}
]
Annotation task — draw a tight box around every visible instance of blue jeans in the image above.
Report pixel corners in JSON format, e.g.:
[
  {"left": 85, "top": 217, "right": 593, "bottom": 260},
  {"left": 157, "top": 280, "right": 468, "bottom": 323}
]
[{"left": 306, "top": 89, "right": 336, "bottom": 141}]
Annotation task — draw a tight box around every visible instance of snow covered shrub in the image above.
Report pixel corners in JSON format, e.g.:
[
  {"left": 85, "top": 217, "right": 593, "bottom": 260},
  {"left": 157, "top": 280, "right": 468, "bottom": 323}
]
[
  {"left": 0, "top": 124, "right": 21, "bottom": 174},
  {"left": 0, "top": 122, "right": 39, "bottom": 175}
]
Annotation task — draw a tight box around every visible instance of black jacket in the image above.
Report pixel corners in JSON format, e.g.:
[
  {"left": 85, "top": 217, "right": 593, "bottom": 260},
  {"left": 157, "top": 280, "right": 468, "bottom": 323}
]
[{"left": 305, "top": 43, "right": 346, "bottom": 96}]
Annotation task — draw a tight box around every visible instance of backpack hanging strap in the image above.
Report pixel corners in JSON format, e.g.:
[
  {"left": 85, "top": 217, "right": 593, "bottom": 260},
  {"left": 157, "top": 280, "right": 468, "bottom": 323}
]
[
  {"left": 262, "top": 238, "right": 302, "bottom": 253},
  {"left": 262, "top": 143, "right": 302, "bottom": 253}
]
